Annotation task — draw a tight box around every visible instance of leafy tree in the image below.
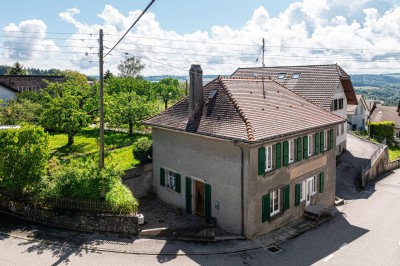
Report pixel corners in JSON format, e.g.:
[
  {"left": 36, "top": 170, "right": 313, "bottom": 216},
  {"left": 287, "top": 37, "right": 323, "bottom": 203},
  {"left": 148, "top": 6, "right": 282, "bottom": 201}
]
[
  {"left": 0, "top": 125, "right": 49, "bottom": 197},
  {"left": 7, "top": 62, "right": 26, "bottom": 75},
  {"left": 39, "top": 71, "right": 98, "bottom": 145},
  {"left": 117, "top": 56, "right": 144, "bottom": 78},
  {"left": 132, "top": 138, "right": 152, "bottom": 164},
  {"left": 0, "top": 97, "right": 42, "bottom": 125},
  {"left": 104, "top": 70, "right": 114, "bottom": 80},
  {"left": 155, "top": 77, "right": 182, "bottom": 109}
]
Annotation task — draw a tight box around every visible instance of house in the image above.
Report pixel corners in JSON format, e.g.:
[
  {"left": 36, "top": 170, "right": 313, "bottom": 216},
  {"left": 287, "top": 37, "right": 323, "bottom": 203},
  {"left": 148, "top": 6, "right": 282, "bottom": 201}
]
[
  {"left": 369, "top": 105, "right": 400, "bottom": 138},
  {"left": 0, "top": 75, "right": 64, "bottom": 93},
  {"left": 231, "top": 64, "right": 358, "bottom": 155},
  {"left": 0, "top": 83, "right": 17, "bottom": 102},
  {"left": 144, "top": 65, "right": 345, "bottom": 238},
  {"left": 347, "top": 94, "right": 369, "bottom": 131}
]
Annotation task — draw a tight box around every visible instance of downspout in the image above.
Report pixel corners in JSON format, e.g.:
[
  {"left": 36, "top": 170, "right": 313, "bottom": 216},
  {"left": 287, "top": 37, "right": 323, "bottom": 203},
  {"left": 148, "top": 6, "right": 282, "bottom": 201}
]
[{"left": 233, "top": 140, "right": 244, "bottom": 237}]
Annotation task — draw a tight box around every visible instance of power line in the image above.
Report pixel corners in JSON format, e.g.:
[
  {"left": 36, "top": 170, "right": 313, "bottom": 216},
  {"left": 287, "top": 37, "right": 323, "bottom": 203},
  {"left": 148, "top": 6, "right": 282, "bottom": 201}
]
[
  {"left": 3, "top": 41, "right": 97, "bottom": 49},
  {"left": 0, "top": 29, "right": 98, "bottom": 36},
  {"left": 0, "top": 46, "right": 97, "bottom": 55},
  {"left": 104, "top": 0, "right": 156, "bottom": 58}
]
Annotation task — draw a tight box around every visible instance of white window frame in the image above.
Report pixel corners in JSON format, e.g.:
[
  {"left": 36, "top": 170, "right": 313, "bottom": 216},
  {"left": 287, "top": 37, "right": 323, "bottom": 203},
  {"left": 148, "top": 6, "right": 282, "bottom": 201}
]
[
  {"left": 166, "top": 170, "right": 177, "bottom": 190},
  {"left": 308, "top": 135, "right": 312, "bottom": 157},
  {"left": 288, "top": 140, "right": 294, "bottom": 163},
  {"left": 310, "top": 176, "right": 317, "bottom": 195},
  {"left": 299, "top": 181, "right": 306, "bottom": 202},
  {"left": 270, "top": 189, "right": 280, "bottom": 216},
  {"left": 324, "top": 131, "right": 328, "bottom": 151},
  {"left": 265, "top": 145, "right": 272, "bottom": 172}
]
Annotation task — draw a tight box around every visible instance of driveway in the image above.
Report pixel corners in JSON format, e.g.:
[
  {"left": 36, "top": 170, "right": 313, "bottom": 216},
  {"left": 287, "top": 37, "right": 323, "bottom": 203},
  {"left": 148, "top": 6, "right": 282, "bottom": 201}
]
[{"left": 336, "top": 133, "right": 381, "bottom": 200}]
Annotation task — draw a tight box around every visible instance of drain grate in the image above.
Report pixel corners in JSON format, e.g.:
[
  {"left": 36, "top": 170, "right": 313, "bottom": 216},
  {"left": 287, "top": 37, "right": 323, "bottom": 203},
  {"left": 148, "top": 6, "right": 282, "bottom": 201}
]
[{"left": 267, "top": 245, "right": 284, "bottom": 254}]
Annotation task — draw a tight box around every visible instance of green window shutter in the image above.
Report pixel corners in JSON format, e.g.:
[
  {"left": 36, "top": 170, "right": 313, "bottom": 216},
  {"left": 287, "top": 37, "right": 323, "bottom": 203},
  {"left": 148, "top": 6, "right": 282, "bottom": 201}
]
[
  {"left": 262, "top": 194, "right": 270, "bottom": 222},
  {"left": 297, "top": 137, "right": 302, "bottom": 161},
  {"left": 319, "top": 172, "right": 325, "bottom": 193},
  {"left": 315, "top": 133, "right": 319, "bottom": 155},
  {"left": 276, "top": 143, "right": 282, "bottom": 169},
  {"left": 329, "top": 129, "right": 334, "bottom": 150},
  {"left": 185, "top": 177, "right": 192, "bottom": 214},
  {"left": 283, "top": 185, "right": 290, "bottom": 211},
  {"left": 175, "top": 173, "right": 181, "bottom": 193},
  {"left": 320, "top": 131, "right": 324, "bottom": 152},
  {"left": 283, "top": 141, "right": 289, "bottom": 166},
  {"left": 303, "top": 136, "right": 308, "bottom": 159},
  {"left": 295, "top": 183, "right": 301, "bottom": 207},
  {"left": 205, "top": 183, "right": 212, "bottom": 223},
  {"left": 258, "top": 147, "right": 266, "bottom": 175},
  {"left": 160, "top": 168, "right": 165, "bottom": 186}
]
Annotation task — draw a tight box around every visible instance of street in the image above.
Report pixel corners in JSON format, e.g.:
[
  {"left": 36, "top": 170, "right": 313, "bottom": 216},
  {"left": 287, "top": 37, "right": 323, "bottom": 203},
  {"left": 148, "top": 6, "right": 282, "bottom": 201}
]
[{"left": 1, "top": 169, "right": 400, "bottom": 265}]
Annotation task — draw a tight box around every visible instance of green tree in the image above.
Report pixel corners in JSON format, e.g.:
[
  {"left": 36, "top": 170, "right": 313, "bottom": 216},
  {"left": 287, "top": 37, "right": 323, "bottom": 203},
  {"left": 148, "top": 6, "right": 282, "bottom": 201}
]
[
  {"left": 40, "top": 71, "right": 98, "bottom": 145},
  {"left": 155, "top": 77, "right": 182, "bottom": 109},
  {"left": 117, "top": 56, "right": 144, "bottom": 78},
  {"left": 0, "top": 97, "right": 41, "bottom": 125},
  {"left": 7, "top": 62, "right": 27, "bottom": 75},
  {"left": 104, "top": 70, "right": 114, "bottom": 80},
  {"left": 0, "top": 125, "right": 49, "bottom": 197}
]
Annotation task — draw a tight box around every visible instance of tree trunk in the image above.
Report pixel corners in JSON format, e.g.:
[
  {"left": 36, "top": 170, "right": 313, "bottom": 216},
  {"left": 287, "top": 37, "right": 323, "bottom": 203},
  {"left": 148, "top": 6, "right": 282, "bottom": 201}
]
[
  {"left": 164, "top": 100, "right": 168, "bottom": 110},
  {"left": 68, "top": 134, "right": 74, "bottom": 145},
  {"left": 129, "top": 123, "right": 133, "bottom": 136}
]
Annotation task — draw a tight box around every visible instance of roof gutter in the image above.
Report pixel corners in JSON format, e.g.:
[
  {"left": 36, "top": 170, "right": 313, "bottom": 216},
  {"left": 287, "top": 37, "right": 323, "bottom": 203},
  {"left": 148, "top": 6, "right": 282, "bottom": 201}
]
[{"left": 233, "top": 140, "right": 244, "bottom": 237}]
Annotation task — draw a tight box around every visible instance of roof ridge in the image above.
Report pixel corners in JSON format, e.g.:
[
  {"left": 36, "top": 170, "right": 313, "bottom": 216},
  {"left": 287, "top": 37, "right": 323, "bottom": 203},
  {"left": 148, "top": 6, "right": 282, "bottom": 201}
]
[{"left": 218, "top": 76, "right": 255, "bottom": 142}]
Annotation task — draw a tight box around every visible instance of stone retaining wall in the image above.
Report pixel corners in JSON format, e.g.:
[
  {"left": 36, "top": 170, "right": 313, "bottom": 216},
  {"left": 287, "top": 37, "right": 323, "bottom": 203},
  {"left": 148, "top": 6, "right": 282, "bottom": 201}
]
[{"left": 0, "top": 199, "right": 139, "bottom": 234}]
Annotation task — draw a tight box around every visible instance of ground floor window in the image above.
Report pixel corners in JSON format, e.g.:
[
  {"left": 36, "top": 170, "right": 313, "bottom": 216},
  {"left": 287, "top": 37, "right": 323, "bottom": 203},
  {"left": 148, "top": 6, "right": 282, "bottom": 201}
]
[
  {"left": 270, "top": 189, "right": 280, "bottom": 216},
  {"left": 166, "top": 170, "right": 177, "bottom": 190},
  {"left": 160, "top": 167, "right": 181, "bottom": 193}
]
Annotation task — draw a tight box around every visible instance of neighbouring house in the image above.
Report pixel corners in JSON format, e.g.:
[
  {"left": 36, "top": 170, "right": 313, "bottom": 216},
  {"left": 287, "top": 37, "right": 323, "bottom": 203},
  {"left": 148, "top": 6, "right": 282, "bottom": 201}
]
[
  {"left": 0, "top": 83, "right": 17, "bottom": 102},
  {"left": 347, "top": 94, "right": 369, "bottom": 131},
  {"left": 231, "top": 64, "right": 358, "bottom": 155},
  {"left": 0, "top": 75, "right": 64, "bottom": 93},
  {"left": 369, "top": 105, "right": 400, "bottom": 138},
  {"left": 144, "top": 65, "right": 345, "bottom": 238}
]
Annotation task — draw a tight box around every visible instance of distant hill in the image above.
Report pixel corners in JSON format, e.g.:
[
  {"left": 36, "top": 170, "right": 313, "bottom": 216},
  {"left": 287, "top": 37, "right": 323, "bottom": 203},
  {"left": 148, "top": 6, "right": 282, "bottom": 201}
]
[
  {"left": 143, "top": 75, "right": 220, "bottom": 83},
  {"left": 351, "top": 73, "right": 400, "bottom": 87}
]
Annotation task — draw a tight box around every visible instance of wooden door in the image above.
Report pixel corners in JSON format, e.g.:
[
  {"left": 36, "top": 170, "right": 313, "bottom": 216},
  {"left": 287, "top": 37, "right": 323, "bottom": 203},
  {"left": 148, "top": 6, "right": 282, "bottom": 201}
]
[{"left": 195, "top": 180, "right": 205, "bottom": 216}]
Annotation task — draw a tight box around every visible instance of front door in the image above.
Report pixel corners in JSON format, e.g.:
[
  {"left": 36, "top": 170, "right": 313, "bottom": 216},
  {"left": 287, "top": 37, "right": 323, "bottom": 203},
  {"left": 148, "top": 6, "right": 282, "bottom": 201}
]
[{"left": 195, "top": 180, "right": 205, "bottom": 216}]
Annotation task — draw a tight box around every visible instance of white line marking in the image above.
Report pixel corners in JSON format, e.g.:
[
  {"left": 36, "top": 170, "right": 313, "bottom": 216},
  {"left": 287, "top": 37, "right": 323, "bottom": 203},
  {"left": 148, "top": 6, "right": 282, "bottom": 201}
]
[
  {"left": 339, "top": 243, "right": 348, "bottom": 249},
  {"left": 323, "top": 254, "right": 334, "bottom": 262}
]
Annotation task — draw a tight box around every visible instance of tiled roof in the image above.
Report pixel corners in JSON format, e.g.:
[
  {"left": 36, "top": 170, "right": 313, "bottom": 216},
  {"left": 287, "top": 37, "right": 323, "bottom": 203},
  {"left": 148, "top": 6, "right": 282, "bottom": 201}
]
[
  {"left": 370, "top": 106, "right": 400, "bottom": 128},
  {"left": 144, "top": 77, "right": 345, "bottom": 143},
  {"left": 232, "top": 64, "right": 357, "bottom": 111}
]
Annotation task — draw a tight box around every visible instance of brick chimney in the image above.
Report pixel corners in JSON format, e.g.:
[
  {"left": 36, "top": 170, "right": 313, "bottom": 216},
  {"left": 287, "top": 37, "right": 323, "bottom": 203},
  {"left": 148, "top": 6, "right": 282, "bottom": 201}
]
[{"left": 189, "top": 64, "right": 203, "bottom": 121}]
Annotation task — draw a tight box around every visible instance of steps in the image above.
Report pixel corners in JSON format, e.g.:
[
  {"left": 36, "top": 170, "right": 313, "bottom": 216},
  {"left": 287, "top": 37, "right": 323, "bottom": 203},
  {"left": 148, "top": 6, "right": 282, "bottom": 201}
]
[{"left": 303, "top": 205, "right": 328, "bottom": 221}]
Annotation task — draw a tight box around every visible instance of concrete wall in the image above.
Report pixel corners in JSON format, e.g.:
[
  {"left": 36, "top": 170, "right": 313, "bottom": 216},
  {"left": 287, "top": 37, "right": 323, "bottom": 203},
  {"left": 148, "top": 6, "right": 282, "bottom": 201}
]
[
  {"left": 0, "top": 85, "right": 16, "bottom": 101},
  {"left": 123, "top": 163, "right": 153, "bottom": 199},
  {"left": 245, "top": 127, "right": 337, "bottom": 238},
  {"left": 152, "top": 128, "right": 245, "bottom": 235}
]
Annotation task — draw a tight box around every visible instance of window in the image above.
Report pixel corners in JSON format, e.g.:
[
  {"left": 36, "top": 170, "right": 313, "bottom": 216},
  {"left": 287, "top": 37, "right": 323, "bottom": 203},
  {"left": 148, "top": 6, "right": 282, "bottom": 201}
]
[
  {"left": 341, "top": 123, "right": 345, "bottom": 134},
  {"left": 360, "top": 106, "right": 363, "bottom": 114},
  {"left": 310, "top": 176, "right": 317, "bottom": 195},
  {"left": 337, "top": 125, "right": 340, "bottom": 136},
  {"left": 324, "top": 131, "right": 328, "bottom": 151},
  {"left": 270, "top": 189, "right": 280, "bottom": 216},
  {"left": 265, "top": 145, "right": 272, "bottom": 172},
  {"left": 339, "top": 98, "right": 344, "bottom": 109},
  {"left": 308, "top": 135, "right": 312, "bottom": 157},
  {"left": 299, "top": 181, "right": 306, "bottom": 202},
  {"left": 277, "top": 73, "right": 286, "bottom": 79},
  {"left": 166, "top": 170, "right": 177, "bottom": 190},
  {"left": 355, "top": 106, "right": 358, "bottom": 115},
  {"left": 288, "top": 140, "right": 294, "bottom": 163},
  {"left": 160, "top": 168, "right": 181, "bottom": 193},
  {"left": 291, "top": 73, "right": 300, "bottom": 79}
]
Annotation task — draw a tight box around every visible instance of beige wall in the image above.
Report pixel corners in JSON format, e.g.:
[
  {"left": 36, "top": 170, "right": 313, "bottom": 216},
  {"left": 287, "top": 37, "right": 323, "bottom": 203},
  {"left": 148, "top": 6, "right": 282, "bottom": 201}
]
[
  {"left": 244, "top": 127, "right": 337, "bottom": 238},
  {"left": 152, "top": 128, "right": 247, "bottom": 234}
]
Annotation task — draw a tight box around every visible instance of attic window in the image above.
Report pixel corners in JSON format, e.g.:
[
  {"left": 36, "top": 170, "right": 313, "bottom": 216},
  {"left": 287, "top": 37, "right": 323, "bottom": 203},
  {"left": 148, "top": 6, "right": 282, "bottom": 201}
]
[
  {"left": 292, "top": 73, "right": 300, "bottom": 79},
  {"left": 208, "top": 89, "right": 218, "bottom": 99},
  {"left": 277, "top": 73, "right": 286, "bottom": 79}
]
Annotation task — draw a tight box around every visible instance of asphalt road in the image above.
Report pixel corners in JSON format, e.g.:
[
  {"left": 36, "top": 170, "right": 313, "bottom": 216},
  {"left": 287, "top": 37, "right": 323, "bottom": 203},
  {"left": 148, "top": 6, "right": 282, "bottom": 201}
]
[{"left": 1, "top": 169, "right": 400, "bottom": 265}]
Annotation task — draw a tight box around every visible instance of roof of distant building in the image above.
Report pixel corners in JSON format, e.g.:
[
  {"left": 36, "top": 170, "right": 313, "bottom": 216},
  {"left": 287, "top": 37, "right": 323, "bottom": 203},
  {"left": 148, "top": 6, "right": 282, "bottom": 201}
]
[{"left": 370, "top": 106, "right": 400, "bottom": 128}]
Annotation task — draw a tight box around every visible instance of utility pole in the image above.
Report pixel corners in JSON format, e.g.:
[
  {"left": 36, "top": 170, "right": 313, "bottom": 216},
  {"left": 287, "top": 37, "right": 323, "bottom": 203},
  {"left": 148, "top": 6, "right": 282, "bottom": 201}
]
[{"left": 99, "top": 29, "right": 105, "bottom": 170}]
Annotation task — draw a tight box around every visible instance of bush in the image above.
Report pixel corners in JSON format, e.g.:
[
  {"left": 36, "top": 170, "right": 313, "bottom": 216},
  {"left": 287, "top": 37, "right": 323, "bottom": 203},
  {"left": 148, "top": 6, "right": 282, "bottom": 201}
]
[
  {"left": 370, "top": 121, "right": 395, "bottom": 142},
  {"left": 132, "top": 138, "right": 152, "bottom": 164},
  {"left": 0, "top": 125, "right": 49, "bottom": 197},
  {"left": 105, "top": 182, "right": 138, "bottom": 214}
]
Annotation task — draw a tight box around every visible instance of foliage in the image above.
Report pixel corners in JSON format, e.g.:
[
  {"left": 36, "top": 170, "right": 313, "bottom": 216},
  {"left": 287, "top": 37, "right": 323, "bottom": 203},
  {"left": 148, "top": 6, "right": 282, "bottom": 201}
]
[
  {"left": 7, "top": 62, "right": 26, "bottom": 75},
  {"left": 355, "top": 85, "right": 400, "bottom": 106},
  {"left": 0, "top": 96, "right": 42, "bottom": 125},
  {"left": 0, "top": 125, "right": 49, "bottom": 197},
  {"left": 369, "top": 121, "right": 395, "bottom": 142},
  {"left": 388, "top": 146, "right": 400, "bottom": 161},
  {"left": 104, "top": 70, "right": 114, "bottom": 80},
  {"left": 0, "top": 65, "right": 11, "bottom": 75},
  {"left": 155, "top": 77, "right": 182, "bottom": 109},
  {"left": 47, "top": 157, "right": 138, "bottom": 213},
  {"left": 132, "top": 138, "right": 152, "bottom": 164},
  {"left": 39, "top": 71, "right": 98, "bottom": 145},
  {"left": 117, "top": 56, "right": 144, "bottom": 78}
]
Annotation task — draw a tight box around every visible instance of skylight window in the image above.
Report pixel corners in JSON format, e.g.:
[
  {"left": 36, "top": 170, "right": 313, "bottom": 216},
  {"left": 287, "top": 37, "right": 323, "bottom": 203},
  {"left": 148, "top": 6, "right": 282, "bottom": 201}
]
[
  {"left": 292, "top": 73, "right": 301, "bottom": 79},
  {"left": 208, "top": 89, "right": 218, "bottom": 99},
  {"left": 277, "top": 73, "right": 286, "bottom": 79}
]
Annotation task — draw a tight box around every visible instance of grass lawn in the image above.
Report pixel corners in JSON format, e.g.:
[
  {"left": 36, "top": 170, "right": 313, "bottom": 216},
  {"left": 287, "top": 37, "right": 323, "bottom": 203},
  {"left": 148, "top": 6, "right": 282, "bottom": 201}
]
[
  {"left": 388, "top": 146, "right": 400, "bottom": 161},
  {"left": 105, "top": 145, "right": 139, "bottom": 170}
]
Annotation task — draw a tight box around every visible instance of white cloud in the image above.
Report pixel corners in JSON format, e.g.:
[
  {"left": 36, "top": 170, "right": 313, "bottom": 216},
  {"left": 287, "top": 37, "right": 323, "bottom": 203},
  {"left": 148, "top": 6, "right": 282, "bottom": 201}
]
[{"left": 1, "top": 1, "right": 400, "bottom": 76}]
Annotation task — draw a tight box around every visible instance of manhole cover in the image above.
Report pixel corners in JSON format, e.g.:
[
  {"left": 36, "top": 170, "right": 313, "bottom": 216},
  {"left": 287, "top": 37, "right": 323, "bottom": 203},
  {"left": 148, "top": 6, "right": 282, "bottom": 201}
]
[
  {"left": 267, "top": 245, "right": 283, "bottom": 254},
  {"left": 158, "top": 219, "right": 165, "bottom": 223}
]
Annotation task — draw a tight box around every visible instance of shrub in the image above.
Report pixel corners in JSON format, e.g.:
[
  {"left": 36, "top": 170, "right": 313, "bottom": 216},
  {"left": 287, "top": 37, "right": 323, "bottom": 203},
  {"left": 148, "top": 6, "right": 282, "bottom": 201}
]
[
  {"left": 132, "top": 138, "right": 152, "bottom": 164},
  {"left": 105, "top": 182, "right": 138, "bottom": 214},
  {"left": 0, "top": 125, "right": 49, "bottom": 197},
  {"left": 370, "top": 121, "right": 395, "bottom": 142}
]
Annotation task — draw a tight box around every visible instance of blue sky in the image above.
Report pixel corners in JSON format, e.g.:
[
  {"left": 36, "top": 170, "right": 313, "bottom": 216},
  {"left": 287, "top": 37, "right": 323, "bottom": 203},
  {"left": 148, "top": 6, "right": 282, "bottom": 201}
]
[{"left": 0, "top": 0, "right": 399, "bottom": 75}]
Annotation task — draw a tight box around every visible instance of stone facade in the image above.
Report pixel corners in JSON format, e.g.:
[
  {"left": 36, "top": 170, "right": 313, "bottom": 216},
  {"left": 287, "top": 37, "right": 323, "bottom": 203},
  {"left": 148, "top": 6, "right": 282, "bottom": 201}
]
[{"left": 0, "top": 75, "right": 64, "bottom": 92}]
